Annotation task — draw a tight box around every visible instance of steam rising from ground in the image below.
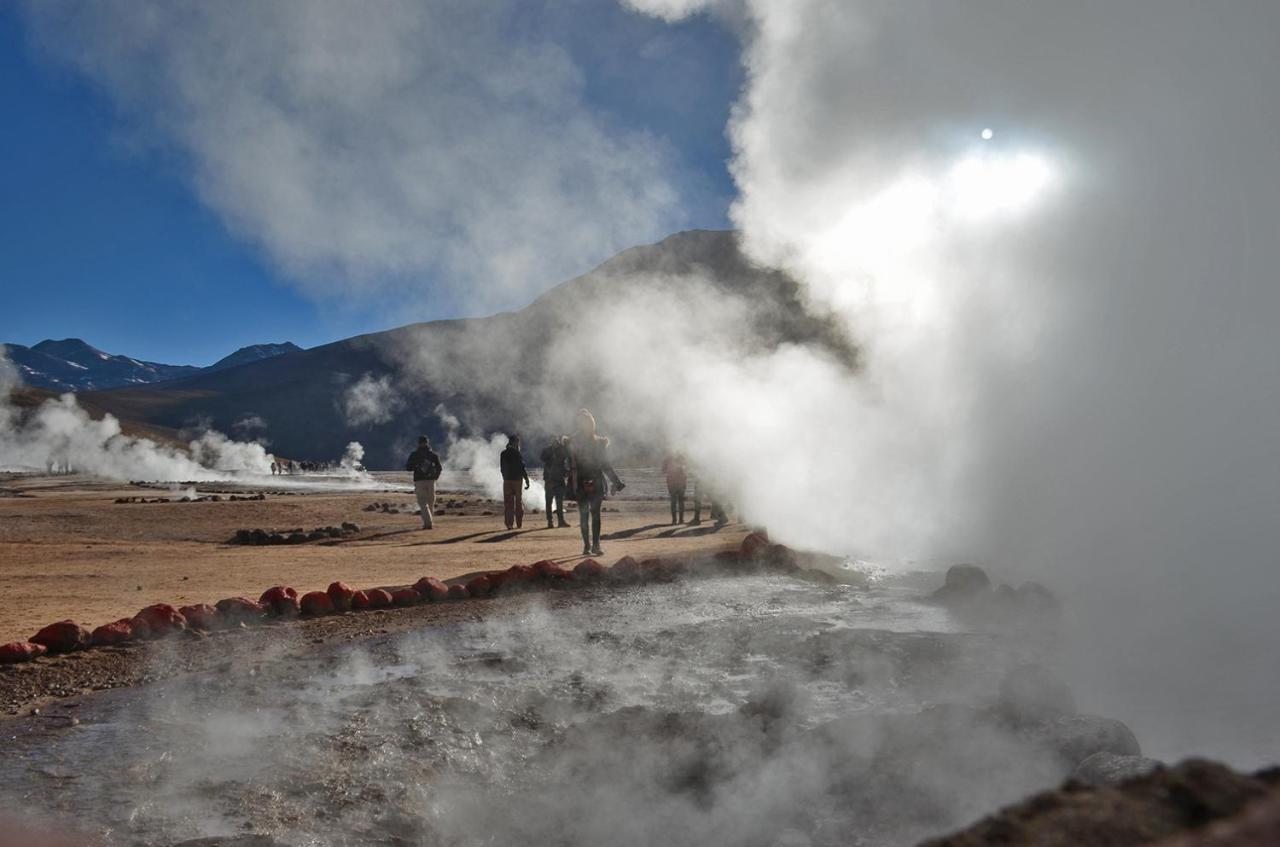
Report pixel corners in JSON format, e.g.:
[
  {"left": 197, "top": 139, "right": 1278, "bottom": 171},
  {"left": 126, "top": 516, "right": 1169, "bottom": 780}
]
[{"left": 436, "top": 406, "right": 545, "bottom": 511}]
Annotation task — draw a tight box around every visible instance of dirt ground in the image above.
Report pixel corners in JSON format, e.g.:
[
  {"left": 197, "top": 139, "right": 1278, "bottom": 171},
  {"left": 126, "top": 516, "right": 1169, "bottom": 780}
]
[{"left": 0, "top": 473, "right": 748, "bottom": 646}]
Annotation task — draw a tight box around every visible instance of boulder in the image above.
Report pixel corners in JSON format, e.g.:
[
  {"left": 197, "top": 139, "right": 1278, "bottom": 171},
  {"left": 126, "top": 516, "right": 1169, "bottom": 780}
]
[
  {"left": 534, "top": 561, "right": 573, "bottom": 581},
  {"left": 447, "top": 583, "right": 470, "bottom": 601},
  {"left": 610, "top": 556, "right": 642, "bottom": 582},
  {"left": 327, "top": 581, "right": 356, "bottom": 612},
  {"left": 930, "top": 564, "right": 992, "bottom": 601},
  {"left": 135, "top": 603, "right": 188, "bottom": 638},
  {"left": 259, "top": 586, "right": 300, "bottom": 618},
  {"left": 740, "top": 532, "right": 771, "bottom": 562},
  {"left": 573, "top": 559, "right": 607, "bottom": 580},
  {"left": 391, "top": 588, "right": 420, "bottom": 607},
  {"left": 1031, "top": 714, "right": 1142, "bottom": 768},
  {"left": 351, "top": 590, "right": 371, "bottom": 609},
  {"left": 1017, "top": 581, "right": 1061, "bottom": 612},
  {"left": 91, "top": 619, "right": 135, "bottom": 646},
  {"left": 414, "top": 577, "right": 450, "bottom": 602},
  {"left": 503, "top": 564, "right": 537, "bottom": 587},
  {"left": 465, "top": 575, "right": 492, "bottom": 596},
  {"left": 300, "top": 591, "right": 335, "bottom": 616},
  {"left": 999, "top": 664, "right": 1077, "bottom": 723},
  {"left": 365, "top": 588, "right": 393, "bottom": 608},
  {"left": 764, "top": 544, "right": 800, "bottom": 573},
  {"left": 30, "top": 620, "right": 91, "bottom": 653},
  {"left": 129, "top": 616, "right": 153, "bottom": 639},
  {"left": 1073, "top": 751, "right": 1163, "bottom": 786},
  {"left": 179, "top": 604, "right": 221, "bottom": 632},
  {"left": 215, "top": 596, "right": 267, "bottom": 625},
  {"left": 0, "top": 641, "right": 49, "bottom": 664}
]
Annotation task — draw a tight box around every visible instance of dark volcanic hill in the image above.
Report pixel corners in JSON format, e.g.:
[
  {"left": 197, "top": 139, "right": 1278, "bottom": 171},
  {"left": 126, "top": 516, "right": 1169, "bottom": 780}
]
[{"left": 80, "top": 230, "right": 854, "bottom": 469}]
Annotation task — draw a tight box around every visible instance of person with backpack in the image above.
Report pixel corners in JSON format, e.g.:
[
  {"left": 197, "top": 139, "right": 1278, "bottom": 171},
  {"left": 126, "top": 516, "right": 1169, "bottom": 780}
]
[
  {"left": 405, "top": 435, "right": 443, "bottom": 529},
  {"left": 568, "top": 408, "right": 624, "bottom": 557},
  {"left": 540, "top": 435, "right": 571, "bottom": 528},
  {"left": 500, "top": 434, "right": 531, "bottom": 529}
]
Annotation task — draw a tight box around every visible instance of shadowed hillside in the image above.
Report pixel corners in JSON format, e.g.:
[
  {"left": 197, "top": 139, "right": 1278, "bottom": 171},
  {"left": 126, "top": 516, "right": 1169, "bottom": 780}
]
[{"left": 84, "top": 230, "right": 856, "bottom": 468}]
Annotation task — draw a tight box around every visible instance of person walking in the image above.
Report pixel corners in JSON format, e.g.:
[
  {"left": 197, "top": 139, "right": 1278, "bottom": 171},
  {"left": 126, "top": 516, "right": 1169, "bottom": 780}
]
[
  {"left": 405, "top": 435, "right": 443, "bottom": 529},
  {"left": 500, "top": 434, "right": 530, "bottom": 530},
  {"left": 540, "top": 435, "right": 571, "bottom": 528},
  {"left": 568, "top": 408, "right": 624, "bottom": 556},
  {"left": 662, "top": 452, "right": 687, "bottom": 525}
]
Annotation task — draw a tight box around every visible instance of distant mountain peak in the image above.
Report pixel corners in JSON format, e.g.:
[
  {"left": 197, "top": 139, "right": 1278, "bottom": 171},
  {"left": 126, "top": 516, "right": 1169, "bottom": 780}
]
[{"left": 206, "top": 342, "right": 303, "bottom": 373}]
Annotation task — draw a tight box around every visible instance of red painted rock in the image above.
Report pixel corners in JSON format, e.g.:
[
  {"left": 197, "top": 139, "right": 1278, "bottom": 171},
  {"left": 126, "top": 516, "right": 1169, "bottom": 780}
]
[
  {"left": 215, "top": 596, "right": 267, "bottom": 625},
  {"left": 327, "top": 581, "right": 356, "bottom": 612},
  {"left": 465, "top": 575, "right": 492, "bottom": 596},
  {"left": 30, "top": 620, "right": 91, "bottom": 654},
  {"left": 498, "top": 565, "right": 537, "bottom": 592},
  {"left": 179, "top": 604, "right": 220, "bottom": 631},
  {"left": 351, "top": 590, "right": 372, "bottom": 610},
  {"left": 135, "top": 604, "right": 188, "bottom": 638},
  {"left": 765, "top": 544, "right": 800, "bottom": 572},
  {"left": 129, "top": 616, "right": 153, "bottom": 639},
  {"left": 447, "top": 583, "right": 469, "bottom": 601},
  {"left": 531, "top": 560, "right": 572, "bottom": 581},
  {"left": 391, "top": 588, "right": 420, "bottom": 607},
  {"left": 713, "top": 549, "right": 741, "bottom": 564},
  {"left": 0, "top": 641, "right": 48, "bottom": 664},
  {"left": 740, "top": 532, "right": 771, "bottom": 562},
  {"left": 414, "top": 577, "right": 449, "bottom": 602},
  {"left": 300, "top": 591, "right": 335, "bottom": 616},
  {"left": 365, "top": 588, "right": 393, "bottom": 608},
  {"left": 573, "top": 559, "right": 606, "bottom": 580},
  {"left": 259, "top": 586, "right": 300, "bottom": 618},
  {"left": 91, "top": 619, "right": 135, "bottom": 646},
  {"left": 610, "top": 556, "right": 642, "bottom": 582}
]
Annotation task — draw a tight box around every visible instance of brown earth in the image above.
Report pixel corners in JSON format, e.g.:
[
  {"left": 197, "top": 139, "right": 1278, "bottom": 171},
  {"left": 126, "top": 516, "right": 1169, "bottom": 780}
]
[{"left": 0, "top": 473, "right": 747, "bottom": 647}]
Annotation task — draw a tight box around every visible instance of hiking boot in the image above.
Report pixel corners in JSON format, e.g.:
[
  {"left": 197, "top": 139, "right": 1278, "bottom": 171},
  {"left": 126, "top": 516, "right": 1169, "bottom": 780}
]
[
  {"left": 591, "top": 545, "right": 604, "bottom": 556},
  {"left": 582, "top": 545, "right": 591, "bottom": 556},
  {"left": 547, "top": 519, "right": 554, "bottom": 528},
  {"left": 557, "top": 519, "right": 570, "bottom": 528}
]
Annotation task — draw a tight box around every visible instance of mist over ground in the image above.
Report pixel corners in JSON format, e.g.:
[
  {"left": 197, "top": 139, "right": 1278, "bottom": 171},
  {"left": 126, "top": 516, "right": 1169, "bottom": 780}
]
[{"left": 9, "top": 0, "right": 1280, "bottom": 773}]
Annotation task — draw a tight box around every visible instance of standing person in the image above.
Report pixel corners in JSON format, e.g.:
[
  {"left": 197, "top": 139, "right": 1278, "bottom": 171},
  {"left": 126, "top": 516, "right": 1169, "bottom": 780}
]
[
  {"left": 568, "top": 408, "right": 624, "bottom": 557},
  {"left": 405, "top": 435, "right": 443, "bottom": 530},
  {"left": 500, "top": 434, "right": 530, "bottom": 530},
  {"left": 662, "top": 452, "right": 687, "bottom": 525},
  {"left": 540, "top": 435, "right": 571, "bottom": 529}
]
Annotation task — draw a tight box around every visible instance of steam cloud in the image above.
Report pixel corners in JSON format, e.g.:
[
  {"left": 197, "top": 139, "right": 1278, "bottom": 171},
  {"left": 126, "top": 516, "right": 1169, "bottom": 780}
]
[
  {"left": 0, "top": 347, "right": 274, "bottom": 480},
  {"left": 18, "top": 0, "right": 692, "bottom": 313},
  {"left": 342, "top": 374, "right": 403, "bottom": 427}
]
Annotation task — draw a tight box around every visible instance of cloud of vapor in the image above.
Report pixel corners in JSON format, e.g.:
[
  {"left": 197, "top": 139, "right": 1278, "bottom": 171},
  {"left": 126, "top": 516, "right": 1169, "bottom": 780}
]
[
  {"left": 18, "top": 0, "right": 689, "bottom": 312},
  {"left": 621, "top": 0, "right": 1280, "bottom": 766},
  {"left": 0, "top": 346, "right": 275, "bottom": 480},
  {"left": 436, "top": 405, "right": 545, "bottom": 510},
  {"left": 342, "top": 373, "right": 402, "bottom": 427}
]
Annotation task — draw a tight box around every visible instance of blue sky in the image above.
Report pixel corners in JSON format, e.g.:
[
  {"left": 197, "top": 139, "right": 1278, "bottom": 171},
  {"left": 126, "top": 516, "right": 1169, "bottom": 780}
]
[{"left": 0, "top": 4, "right": 741, "bottom": 366}]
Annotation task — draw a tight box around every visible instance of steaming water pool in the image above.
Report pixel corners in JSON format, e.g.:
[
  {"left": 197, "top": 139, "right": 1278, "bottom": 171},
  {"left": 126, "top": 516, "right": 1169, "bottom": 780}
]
[{"left": 1, "top": 572, "right": 1071, "bottom": 847}]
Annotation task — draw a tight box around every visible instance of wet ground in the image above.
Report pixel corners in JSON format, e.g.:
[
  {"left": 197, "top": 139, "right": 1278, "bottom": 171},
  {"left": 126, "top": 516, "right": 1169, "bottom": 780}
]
[{"left": 0, "top": 568, "right": 1080, "bottom": 847}]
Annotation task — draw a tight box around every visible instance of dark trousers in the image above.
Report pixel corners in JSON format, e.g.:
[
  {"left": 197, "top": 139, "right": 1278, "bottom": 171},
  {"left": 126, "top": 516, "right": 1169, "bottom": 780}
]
[
  {"left": 578, "top": 494, "right": 603, "bottom": 549},
  {"left": 668, "top": 483, "right": 686, "bottom": 523},
  {"left": 545, "top": 483, "right": 566, "bottom": 524}
]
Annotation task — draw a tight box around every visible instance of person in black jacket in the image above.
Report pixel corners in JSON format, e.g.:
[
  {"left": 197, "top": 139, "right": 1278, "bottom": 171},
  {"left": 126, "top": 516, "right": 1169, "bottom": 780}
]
[
  {"left": 568, "top": 409, "right": 624, "bottom": 556},
  {"left": 540, "top": 435, "right": 571, "bottom": 529},
  {"left": 405, "top": 435, "right": 443, "bottom": 529},
  {"left": 500, "top": 434, "right": 530, "bottom": 529}
]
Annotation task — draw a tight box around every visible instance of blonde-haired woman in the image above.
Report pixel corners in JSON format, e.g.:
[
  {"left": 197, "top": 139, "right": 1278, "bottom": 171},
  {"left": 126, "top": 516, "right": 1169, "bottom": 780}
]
[{"left": 568, "top": 408, "right": 624, "bottom": 556}]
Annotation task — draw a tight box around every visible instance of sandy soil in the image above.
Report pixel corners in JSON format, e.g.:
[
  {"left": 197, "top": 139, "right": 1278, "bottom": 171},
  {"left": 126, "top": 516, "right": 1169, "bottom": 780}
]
[{"left": 0, "top": 473, "right": 747, "bottom": 646}]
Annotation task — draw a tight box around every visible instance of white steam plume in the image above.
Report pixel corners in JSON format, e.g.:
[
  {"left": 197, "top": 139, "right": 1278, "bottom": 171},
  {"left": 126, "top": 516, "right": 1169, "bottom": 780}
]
[
  {"left": 342, "top": 373, "right": 402, "bottom": 427},
  {"left": 623, "top": 0, "right": 1280, "bottom": 767},
  {"left": 18, "top": 0, "right": 689, "bottom": 312},
  {"left": 436, "top": 405, "right": 545, "bottom": 511}
]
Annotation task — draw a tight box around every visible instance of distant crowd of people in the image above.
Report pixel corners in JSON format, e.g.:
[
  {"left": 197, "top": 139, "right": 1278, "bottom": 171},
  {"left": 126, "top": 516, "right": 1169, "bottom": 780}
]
[{"left": 269, "top": 459, "right": 341, "bottom": 475}]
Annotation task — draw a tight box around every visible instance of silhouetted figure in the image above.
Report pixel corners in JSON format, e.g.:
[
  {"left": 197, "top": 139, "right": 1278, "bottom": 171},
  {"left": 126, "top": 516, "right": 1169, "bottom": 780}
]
[
  {"left": 662, "top": 452, "right": 687, "bottom": 525},
  {"left": 500, "top": 434, "right": 530, "bottom": 530},
  {"left": 569, "top": 409, "right": 624, "bottom": 556},
  {"left": 405, "top": 435, "right": 443, "bottom": 529},
  {"left": 270, "top": 461, "right": 279, "bottom": 476},
  {"left": 541, "top": 435, "right": 571, "bottom": 528}
]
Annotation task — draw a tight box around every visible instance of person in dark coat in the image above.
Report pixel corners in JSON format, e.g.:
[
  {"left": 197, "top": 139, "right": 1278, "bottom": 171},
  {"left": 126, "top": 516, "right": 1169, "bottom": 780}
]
[
  {"left": 500, "top": 434, "right": 530, "bottom": 529},
  {"left": 405, "top": 435, "right": 443, "bottom": 529},
  {"left": 568, "top": 408, "right": 624, "bottom": 556},
  {"left": 662, "top": 452, "right": 688, "bottom": 525},
  {"left": 540, "top": 435, "right": 571, "bottom": 528}
]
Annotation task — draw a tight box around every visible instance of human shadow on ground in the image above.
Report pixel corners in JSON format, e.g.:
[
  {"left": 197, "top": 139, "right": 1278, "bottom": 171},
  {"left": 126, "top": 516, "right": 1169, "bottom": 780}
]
[
  {"left": 654, "top": 524, "right": 727, "bottom": 538},
  {"left": 479, "top": 529, "right": 542, "bottom": 543},
  {"left": 600, "top": 523, "right": 669, "bottom": 541}
]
